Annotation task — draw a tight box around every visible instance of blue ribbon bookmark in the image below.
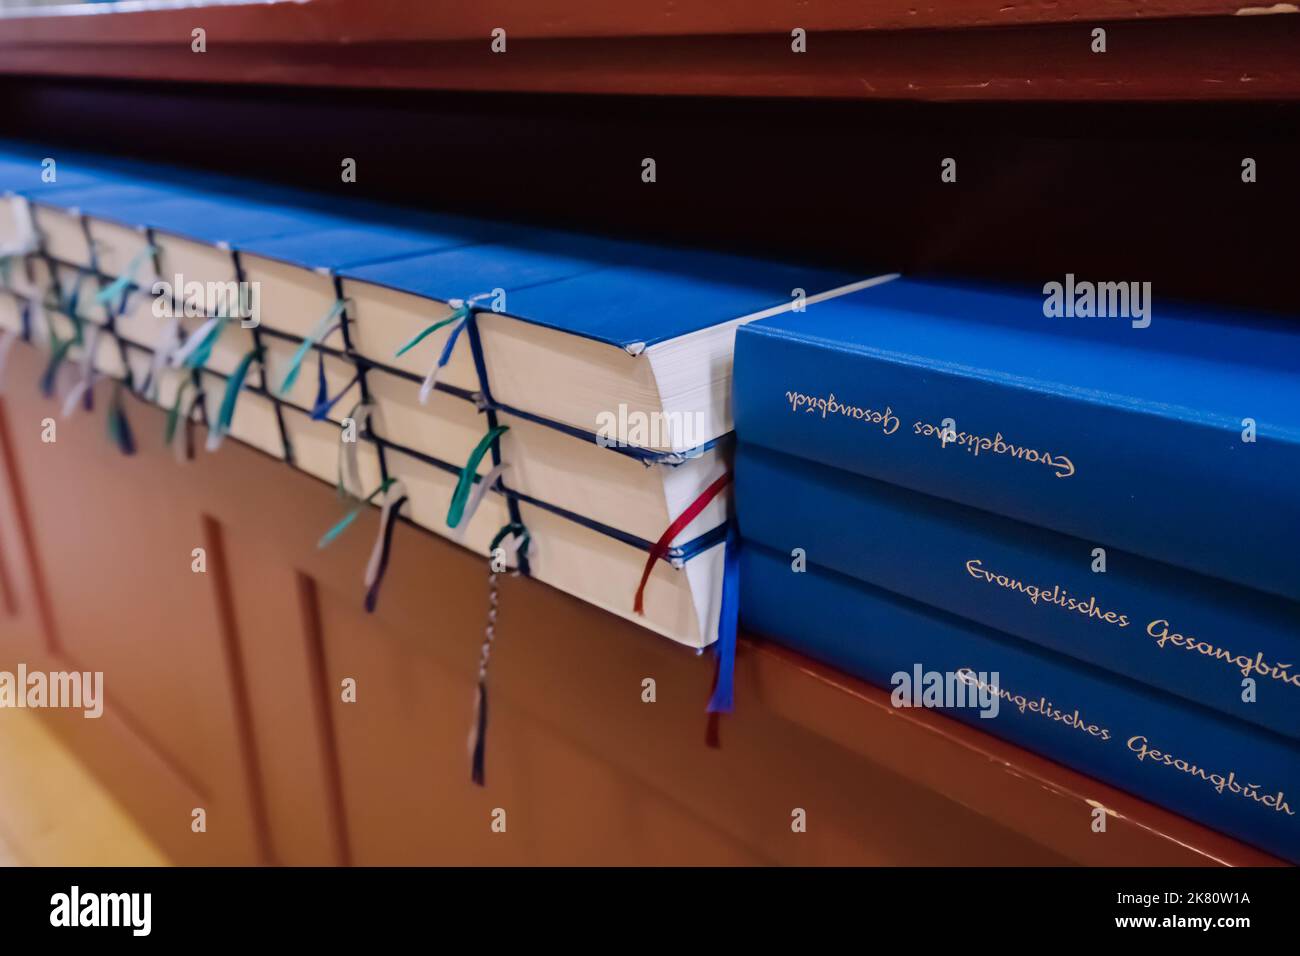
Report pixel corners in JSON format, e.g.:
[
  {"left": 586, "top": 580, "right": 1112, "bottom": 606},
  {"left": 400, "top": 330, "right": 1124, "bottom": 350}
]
[{"left": 705, "top": 522, "right": 740, "bottom": 748}]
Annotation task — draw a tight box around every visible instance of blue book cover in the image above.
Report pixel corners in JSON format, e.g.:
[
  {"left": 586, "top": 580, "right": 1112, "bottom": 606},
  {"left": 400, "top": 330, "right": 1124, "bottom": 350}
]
[
  {"left": 347, "top": 230, "right": 862, "bottom": 350},
  {"left": 736, "top": 441, "right": 1300, "bottom": 740},
  {"left": 740, "top": 541, "right": 1300, "bottom": 863},
  {"left": 733, "top": 278, "right": 1300, "bottom": 602}
]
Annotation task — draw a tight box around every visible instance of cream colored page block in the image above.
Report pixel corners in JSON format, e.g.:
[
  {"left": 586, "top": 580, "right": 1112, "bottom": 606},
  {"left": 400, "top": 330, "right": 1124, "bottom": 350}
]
[
  {"left": 202, "top": 370, "right": 284, "bottom": 459},
  {"left": 113, "top": 293, "right": 164, "bottom": 349},
  {"left": 341, "top": 279, "right": 479, "bottom": 392},
  {"left": 282, "top": 407, "right": 383, "bottom": 491},
  {"left": 476, "top": 310, "right": 666, "bottom": 446},
  {"left": 5, "top": 254, "right": 49, "bottom": 301},
  {"left": 384, "top": 447, "right": 506, "bottom": 556},
  {"left": 366, "top": 371, "right": 489, "bottom": 471},
  {"left": 125, "top": 346, "right": 185, "bottom": 410},
  {"left": 88, "top": 329, "right": 127, "bottom": 381},
  {"left": 240, "top": 254, "right": 346, "bottom": 346},
  {"left": 156, "top": 234, "right": 257, "bottom": 375},
  {"left": 178, "top": 316, "right": 257, "bottom": 377},
  {"left": 154, "top": 233, "right": 239, "bottom": 309},
  {"left": 517, "top": 502, "right": 709, "bottom": 648},
  {"left": 51, "top": 262, "right": 109, "bottom": 325},
  {"left": 87, "top": 219, "right": 155, "bottom": 281},
  {"left": 497, "top": 412, "right": 727, "bottom": 544},
  {"left": 261, "top": 338, "right": 358, "bottom": 422},
  {"left": 31, "top": 204, "right": 92, "bottom": 268},
  {"left": 0, "top": 196, "right": 36, "bottom": 253}
]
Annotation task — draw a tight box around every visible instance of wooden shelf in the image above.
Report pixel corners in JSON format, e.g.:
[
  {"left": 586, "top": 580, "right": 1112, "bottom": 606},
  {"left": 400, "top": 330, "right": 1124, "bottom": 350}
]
[
  {"left": 0, "top": 342, "right": 1282, "bottom": 865},
  {"left": 0, "top": 1, "right": 1297, "bottom": 100}
]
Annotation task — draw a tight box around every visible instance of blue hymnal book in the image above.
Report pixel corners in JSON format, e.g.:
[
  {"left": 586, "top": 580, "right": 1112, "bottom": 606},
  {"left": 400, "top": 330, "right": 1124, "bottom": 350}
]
[
  {"left": 0, "top": 140, "right": 895, "bottom": 649},
  {"left": 741, "top": 541, "right": 1300, "bottom": 863},
  {"left": 733, "top": 278, "right": 1300, "bottom": 602},
  {"left": 736, "top": 442, "right": 1300, "bottom": 740}
]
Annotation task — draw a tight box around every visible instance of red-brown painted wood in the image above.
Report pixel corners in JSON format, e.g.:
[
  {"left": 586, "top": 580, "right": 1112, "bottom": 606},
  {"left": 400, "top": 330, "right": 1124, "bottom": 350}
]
[{"left": 0, "top": 1, "right": 1297, "bottom": 100}]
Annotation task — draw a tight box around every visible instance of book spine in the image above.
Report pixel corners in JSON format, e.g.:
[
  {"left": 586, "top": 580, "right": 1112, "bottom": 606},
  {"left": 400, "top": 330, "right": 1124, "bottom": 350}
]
[
  {"left": 740, "top": 542, "right": 1300, "bottom": 863},
  {"left": 735, "top": 442, "right": 1300, "bottom": 740},
  {"left": 732, "top": 324, "right": 1300, "bottom": 602}
]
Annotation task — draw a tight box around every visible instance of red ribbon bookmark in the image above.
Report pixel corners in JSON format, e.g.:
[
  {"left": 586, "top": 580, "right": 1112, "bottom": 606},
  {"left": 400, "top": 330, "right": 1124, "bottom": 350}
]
[{"left": 633, "top": 471, "right": 732, "bottom": 615}]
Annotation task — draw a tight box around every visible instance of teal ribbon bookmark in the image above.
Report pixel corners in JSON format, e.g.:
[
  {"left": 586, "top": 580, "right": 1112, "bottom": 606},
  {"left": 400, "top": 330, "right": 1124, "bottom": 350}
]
[
  {"left": 318, "top": 477, "right": 394, "bottom": 549},
  {"left": 446, "top": 425, "right": 509, "bottom": 529},
  {"left": 39, "top": 336, "right": 74, "bottom": 397},
  {"left": 173, "top": 316, "right": 226, "bottom": 370},
  {"left": 206, "top": 347, "right": 261, "bottom": 452},
  {"left": 394, "top": 304, "right": 469, "bottom": 359},
  {"left": 93, "top": 244, "right": 157, "bottom": 311},
  {"left": 278, "top": 298, "right": 347, "bottom": 397}
]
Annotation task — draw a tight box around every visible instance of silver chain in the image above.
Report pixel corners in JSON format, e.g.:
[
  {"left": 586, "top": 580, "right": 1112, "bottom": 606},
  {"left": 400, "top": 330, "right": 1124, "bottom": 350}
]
[{"left": 478, "top": 570, "right": 499, "bottom": 683}]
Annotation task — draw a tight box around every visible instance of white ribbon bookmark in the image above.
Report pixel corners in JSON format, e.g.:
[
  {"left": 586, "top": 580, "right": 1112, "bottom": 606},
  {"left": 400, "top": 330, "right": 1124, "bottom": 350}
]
[
  {"left": 148, "top": 315, "right": 182, "bottom": 398},
  {"left": 60, "top": 324, "right": 103, "bottom": 418},
  {"left": 0, "top": 329, "right": 16, "bottom": 393},
  {"left": 171, "top": 316, "right": 221, "bottom": 368},
  {"left": 339, "top": 403, "right": 375, "bottom": 500},
  {"left": 453, "top": 461, "right": 508, "bottom": 543}
]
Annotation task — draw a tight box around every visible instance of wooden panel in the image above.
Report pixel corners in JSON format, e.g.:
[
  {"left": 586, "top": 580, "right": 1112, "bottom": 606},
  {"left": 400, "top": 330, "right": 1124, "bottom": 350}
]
[
  {"left": 0, "top": 2, "right": 1297, "bottom": 101},
  {"left": 0, "top": 352, "right": 264, "bottom": 865},
  {"left": 0, "top": 341, "right": 1282, "bottom": 865}
]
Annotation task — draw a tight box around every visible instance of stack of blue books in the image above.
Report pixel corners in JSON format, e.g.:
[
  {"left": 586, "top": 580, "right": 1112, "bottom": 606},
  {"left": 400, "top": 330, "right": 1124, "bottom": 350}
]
[
  {"left": 732, "top": 277, "right": 1300, "bottom": 862},
  {"left": 0, "top": 140, "right": 880, "bottom": 648}
]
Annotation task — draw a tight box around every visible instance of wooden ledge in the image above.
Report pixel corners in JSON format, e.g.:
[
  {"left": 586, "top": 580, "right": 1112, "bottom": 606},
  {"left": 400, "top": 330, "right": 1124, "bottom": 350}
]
[{"left": 0, "top": 1, "right": 1297, "bottom": 100}]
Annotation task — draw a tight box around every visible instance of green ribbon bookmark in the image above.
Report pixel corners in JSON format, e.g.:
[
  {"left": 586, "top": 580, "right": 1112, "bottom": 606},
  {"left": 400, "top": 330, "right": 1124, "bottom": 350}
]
[
  {"left": 319, "top": 477, "right": 394, "bottom": 549},
  {"left": 39, "top": 335, "right": 74, "bottom": 396},
  {"left": 489, "top": 521, "right": 531, "bottom": 557},
  {"left": 394, "top": 304, "right": 469, "bottom": 358},
  {"left": 207, "top": 347, "right": 261, "bottom": 451},
  {"left": 93, "top": 244, "right": 157, "bottom": 308},
  {"left": 447, "top": 425, "right": 509, "bottom": 529},
  {"left": 164, "top": 379, "right": 194, "bottom": 447},
  {"left": 278, "top": 298, "right": 347, "bottom": 397},
  {"left": 184, "top": 317, "right": 227, "bottom": 371}
]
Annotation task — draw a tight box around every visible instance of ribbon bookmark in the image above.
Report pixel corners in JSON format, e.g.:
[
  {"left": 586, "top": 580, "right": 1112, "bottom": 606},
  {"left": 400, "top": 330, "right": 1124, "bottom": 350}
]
[
  {"left": 93, "top": 244, "right": 157, "bottom": 313},
  {"left": 0, "top": 329, "right": 16, "bottom": 392},
  {"left": 106, "top": 382, "right": 136, "bottom": 456},
  {"left": 318, "top": 478, "right": 394, "bottom": 549},
  {"left": 309, "top": 371, "right": 361, "bottom": 422},
  {"left": 362, "top": 480, "right": 408, "bottom": 613},
  {"left": 453, "top": 461, "right": 508, "bottom": 541},
  {"left": 446, "top": 425, "right": 509, "bottom": 529},
  {"left": 172, "top": 316, "right": 225, "bottom": 369},
  {"left": 393, "top": 302, "right": 471, "bottom": 405},
  {"left": 394, "top": 303, "right": 468, "bottom": 358},
  {"left": 60, "top": 324, "right": 102, "bottom": 417},
  {"left": 145, "top": 315, "right": 183, "bottom": 399},
  {"left": 164, "top": 378, "right": 201, "bottom": 458},
  {"left": 633, "top": 472, "right": 732, "bottom": 615},
  {"left": 278, "top": 298, "right": 347, "bottom": 397},
  {"left": 39, "top": 336, "right": 74, "bottom": 398},
  {"left": 206, "top": 347, "right": 261, "bottom": 452},
  {"left": 705, "top": 522, "right": 740, "bottom": 748},
  {"left": 337, "top": 402, "right": 376, "bottom": 500}
]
